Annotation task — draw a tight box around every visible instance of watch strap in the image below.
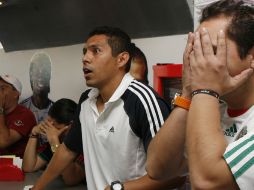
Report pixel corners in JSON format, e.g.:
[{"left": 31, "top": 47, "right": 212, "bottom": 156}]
[
  {"left": 172, "top": 93, "right": 191, "bottom": 110},
  {"left": 110, "top": 180, "right": 124, "bottom": 190},
  {"left": 50, "top": 144, "right": 59, "bottom": 153}
]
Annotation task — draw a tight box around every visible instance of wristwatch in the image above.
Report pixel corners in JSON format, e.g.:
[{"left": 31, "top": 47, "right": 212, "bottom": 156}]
[
  {"left": 0, "top": 107, "right": 4, "bottom": 115},
  {"left": 110, "top": 180, "right": 124, "bottom": 190},
  {"left": 172, "top": 93, "right": 191, "bottom": 110},
  {"left": 50, "top": 144, "right": 59, "bottom": 153}
]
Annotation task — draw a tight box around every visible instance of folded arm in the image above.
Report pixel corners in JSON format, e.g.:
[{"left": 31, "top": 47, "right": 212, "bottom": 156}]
[{"left": 32, "top": 143, "right": 77, "bottom": 190}]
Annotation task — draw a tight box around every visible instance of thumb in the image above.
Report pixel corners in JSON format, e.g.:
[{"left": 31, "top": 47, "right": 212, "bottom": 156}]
[{"left": 231, "top": 67, "right": 253, "bottom": 90}]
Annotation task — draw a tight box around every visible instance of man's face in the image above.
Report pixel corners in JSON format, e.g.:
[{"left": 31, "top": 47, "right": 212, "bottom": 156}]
[
  {"left": 198, "top": 16, "right": 251, "bottom": 77},
  {"left": 82, "top": 35, "right": 119, "bottom": 89},
  {"left": 0, "top": 80, "right": 19, "bottom": 108},
  {"left": 130, "top": 57, "right": 146, "bottom": 82}
]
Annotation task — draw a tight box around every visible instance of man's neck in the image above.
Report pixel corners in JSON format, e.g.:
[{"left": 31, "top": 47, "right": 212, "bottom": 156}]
[
  {"left": 98, "top": 74, "right": 125, "bottom": 103},
  {"left": 96, "top": 73, "right": 125, "bottom": 113}
]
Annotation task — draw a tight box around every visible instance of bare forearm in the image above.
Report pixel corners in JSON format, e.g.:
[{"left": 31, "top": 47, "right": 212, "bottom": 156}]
[
  {"left": 105, "top": 175, "right": 186, "bottom": 190},
  {"left": 61, "top": 162, "right": 85, "bottom": 186},
  {"left": 32, "top": 144, "right": 76, "bottom": 190},
  {"left": 22, "top": 137, "right": 39, "bottom": 172},
  {"left": 147, "top": 107, "right": 188, "bottom": 180},
  {"left": 187, "top": 95, "right": 235, "bottom": 189}
]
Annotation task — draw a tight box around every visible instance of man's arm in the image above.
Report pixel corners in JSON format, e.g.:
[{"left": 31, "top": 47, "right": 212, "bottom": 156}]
[
  {"left": 146, "top": 108, "right": 188, "bottom": 180},
  {"left": 61, "top": 160, "right": 86, "bottom": 186},
  {"left": 0, "top": 114, "right": 22, "bottom": 148},
  {"left": 187, "top": 28, "right": 253, "bottom": 189},
  {"left": 146, "top": 32, "right": 194, "bottom": 180},
  {"left": 32, "top": 143, "right": 77, "bottom": 190},
  {"left": 187, "top": 95, "right": 238, "bottom": 189},
  {"left": 104, "top": 175, "right": 186, "bottom": 190},
  {"left": 22, "top": 124, "right": 48, "bottom": 172}
]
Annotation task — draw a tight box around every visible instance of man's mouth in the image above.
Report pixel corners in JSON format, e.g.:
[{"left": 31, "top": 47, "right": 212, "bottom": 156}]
[{"left": 83, "top": 68, "right": 92, "bottom": 75}]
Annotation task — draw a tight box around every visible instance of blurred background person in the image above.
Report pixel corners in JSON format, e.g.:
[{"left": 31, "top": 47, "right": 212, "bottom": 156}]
[
  {"left": 130, "top": 44, "right": 149, "bottom": 85},
  {"left": 0, "top": 74, "right": 36, "bottom": 158},
  {"left": 21, "top": 52, "right": 54, "bottom": 145},
  {"left": 22, "top": 98, "right": 85, "bottom": 186},
  {"left": 21, "top": 52, "right": 53, "bottom": 123}
]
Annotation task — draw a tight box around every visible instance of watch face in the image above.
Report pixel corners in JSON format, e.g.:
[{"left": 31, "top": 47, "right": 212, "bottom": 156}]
[{"left": 112, "top": 183, "right": 122, "bottom": 190}]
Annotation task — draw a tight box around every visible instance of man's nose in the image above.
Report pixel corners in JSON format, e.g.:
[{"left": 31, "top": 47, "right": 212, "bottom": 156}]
[{"left": 82, "top": 52, "right": 91, "bottom": 65}]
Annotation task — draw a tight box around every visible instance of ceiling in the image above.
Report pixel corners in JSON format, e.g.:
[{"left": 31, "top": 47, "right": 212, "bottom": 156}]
[{"left": 0, "top": 0, "right": 193, "bottom": 52}]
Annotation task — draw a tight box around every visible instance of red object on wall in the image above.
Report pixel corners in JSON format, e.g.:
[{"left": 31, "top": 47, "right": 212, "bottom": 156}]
[{"left": 153, "top": 64, "right": 182, "bottom": 103}]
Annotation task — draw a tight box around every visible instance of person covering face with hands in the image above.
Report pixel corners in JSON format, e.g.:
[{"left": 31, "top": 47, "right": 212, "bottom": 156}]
[
  {"left": 186, "top": 0, "right": 254, "bottom": 189},
  {"left": 22, "top": 98, "right": 85, "bottom": 186},
  {"left": 0, "top": 74, "right": 36, "bottom": 158},
  {"left": 147, "top": 1, "right": 254, "bottom": 189}
]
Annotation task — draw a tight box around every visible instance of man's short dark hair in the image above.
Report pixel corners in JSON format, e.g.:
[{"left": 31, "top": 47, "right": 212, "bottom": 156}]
[
  {"left": 200, "top": 0, "right": 254, "bottom": 59},
  {"left": 48, "top": 98, "right": 77, "bottom": 125},
  {"left": 87, "top": 26, "right": 132, "bottom": 72}
]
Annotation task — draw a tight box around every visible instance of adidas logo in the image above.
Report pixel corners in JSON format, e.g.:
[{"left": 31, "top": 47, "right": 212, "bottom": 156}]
[
  {"left": 109, "top": 126, "right": 115, "bottom": 133},
  {"left": 224, "top": 123, "right": 237, "bottom": 137}
]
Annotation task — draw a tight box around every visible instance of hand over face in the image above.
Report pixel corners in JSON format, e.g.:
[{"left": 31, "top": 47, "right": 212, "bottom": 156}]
[
  {"left": 189, "top": 28, "right": 254, "bottom": 96},
  {"left": 39, "top": 119, "right": 68, "bottom": 144},
  {"left": 31, "top": 124, "right": 43, "bottom": 135},
  {"left": 182, "top": 32, "right": 194, "bottom": 98},
  {"left": 0, "top": 89, "right": 6, "bottom": 108}
]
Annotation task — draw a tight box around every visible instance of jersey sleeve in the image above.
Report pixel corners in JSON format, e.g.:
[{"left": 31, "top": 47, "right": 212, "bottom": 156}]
[
  {"left": 64, "top": 91, "right": 90, "bottom": 154},
  {"left": 138, "top": 95, "right": 170, "bottom": 152},
  {"left": 124, "top": 82, "right": 171, "bottom": 152},
  {"left": 9, "top": 106, "right": 37, "bottom": 137},
  {"left": 223, "top": 132, "right": 254, "bottom": 190}
]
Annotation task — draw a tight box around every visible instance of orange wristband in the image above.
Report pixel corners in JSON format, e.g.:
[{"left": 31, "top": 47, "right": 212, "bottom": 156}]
[{"left": 172, "top": 93, "right": 191, "bottom": 110}]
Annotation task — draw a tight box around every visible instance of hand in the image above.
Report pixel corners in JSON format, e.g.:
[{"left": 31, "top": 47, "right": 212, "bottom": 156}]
[
  {"left": 40, "top": 119, "right": 69, "bottom": 144},
  {"left": 189, "top": 28, "right": 254, "bottom": 96},
  {"left": 0, "top": 90, "right": 6, "bottom": 109},
  {"left": 182, "top": 32, "right": 194, "bottom": 99},
  {"left": 31, "top": 124, "right": 43, "bottom": 136},
  {"left": 104, "top": 185, "right": 110, "bottom": 190}
]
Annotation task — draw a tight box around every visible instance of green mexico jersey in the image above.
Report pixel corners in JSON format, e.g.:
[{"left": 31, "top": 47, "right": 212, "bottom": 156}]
[{"left": 224, "top": 132, "right": 254, "bottom": 189}]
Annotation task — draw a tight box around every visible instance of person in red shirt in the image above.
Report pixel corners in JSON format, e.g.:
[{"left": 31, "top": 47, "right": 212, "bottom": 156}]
[{"left": 0, "top": 74, "right": 36, "bottom": 158}]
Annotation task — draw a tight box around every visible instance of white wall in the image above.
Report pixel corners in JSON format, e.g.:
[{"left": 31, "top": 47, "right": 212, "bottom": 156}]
[{"left": 0, "top": 34, "right": 188, "bottom": 102}]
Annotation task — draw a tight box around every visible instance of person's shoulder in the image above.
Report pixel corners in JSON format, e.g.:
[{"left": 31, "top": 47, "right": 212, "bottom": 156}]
[
  {"left": 79, "top": 89, "right": 92, "bottom": 103},
  {"left": 16, "top": 105, "right": 36, "bottom": 118},
  {"left": 125, "top": 80, "right": 171, "bottom": 112},
  {"left": 127, "top": 80, "right": 167, "bottom": 102},
  {"left": 128, "top": 80, "right": 157, "bottom": 93}
]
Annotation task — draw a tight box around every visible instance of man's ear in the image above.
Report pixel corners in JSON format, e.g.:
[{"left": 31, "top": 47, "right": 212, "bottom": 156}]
[{"left": 117, "top": 52, "right": 130, "bottom": 68}]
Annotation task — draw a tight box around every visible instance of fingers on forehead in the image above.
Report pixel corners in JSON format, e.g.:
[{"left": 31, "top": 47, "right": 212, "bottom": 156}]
[
  {"left": 216, "top": 30, "right": 226, "bottom": 57},
  {"left": 193, "top": 31, "right": 203, "bottom": 57},
  {"left": 200, "top": 28, "right": 214, "bottom": 56}
]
